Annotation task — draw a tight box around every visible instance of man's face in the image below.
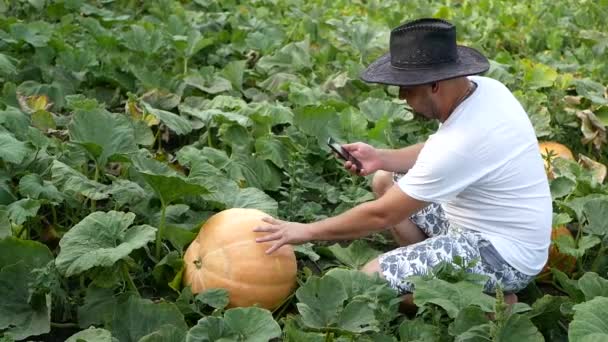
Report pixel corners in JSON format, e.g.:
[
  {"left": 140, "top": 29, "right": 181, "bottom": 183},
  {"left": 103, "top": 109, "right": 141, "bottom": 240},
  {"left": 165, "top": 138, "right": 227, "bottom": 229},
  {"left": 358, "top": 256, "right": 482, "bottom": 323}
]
[{"left": 399, "top": 84, "right": 440, "bottom": 121}]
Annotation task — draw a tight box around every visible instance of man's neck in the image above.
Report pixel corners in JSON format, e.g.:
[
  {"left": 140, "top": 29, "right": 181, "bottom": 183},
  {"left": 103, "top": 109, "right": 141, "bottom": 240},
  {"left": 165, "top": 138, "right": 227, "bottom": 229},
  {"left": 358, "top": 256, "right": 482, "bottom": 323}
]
[{"left": 438, "top": 79, "right": 475, "bottom": 123}]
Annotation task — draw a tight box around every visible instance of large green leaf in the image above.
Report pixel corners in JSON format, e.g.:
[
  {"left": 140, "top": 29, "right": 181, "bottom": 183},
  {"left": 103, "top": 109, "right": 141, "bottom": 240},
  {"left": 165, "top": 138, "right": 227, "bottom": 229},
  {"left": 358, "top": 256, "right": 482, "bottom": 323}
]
[
  {"left": 186, "top": 307, "right": 281, "bottom": 342},
  {"left": 51, "top": 160, "right": 111, "bottom": 201},
  {"left": 358, "top": 98, "right": 412, "bottom": 122},
  {"left": 110, "top": 296, "right": 188, "bottom": 342},
  {"left": 69, "top": 107, "right": 138, "bottom": 165},
  {"left": 295, "top": 274, "right": 348, "bottom": 328},
  {"left": 78, "top": 285, "right": 119, "bottom": 329},
  {"left": 583, "top": 198, "right": 608, "bottom": 236},
  {"left": 569, "top": 297, "right": 608, "bottom": 341},
  {"left": 256, "top": 39, "right": 312, "bottom": 74},
  {"left": 6, "top": 198, "right": 40, "bottom": 225},
  {"left": 578, "top": 272, "right": 608, "bottom": 301},
  {"left": 0, "top": 131, "right": 30, "bottom": 164},
  {"left": 18, "top": 173, "right": 64, "bottom": 203},
  {"left": 141, "top": 101, "right": 193, "bottom": 135},
  {"left": 55, "top": 211, "right": 157, "bottom": 277},
  {"left": 294, "top": 105, "right": 341, "bottom": 145},
  {"left": 399, "top": 319, "right": 442, "bottom": 341},
  {"left": 410, "top": 278, "right": 495, "bottom": 318},
  {"left": 327, "top": 240, "right": 381, "bottom": 269},
  {"left": 66, "top": 327, "right": 116, "bottom": 342},
  {"left": 138, "top": 324, "right": 187, "bottom": 342},
  {"left": 138, "top": 172, "right": 208, "bottom": 205},
  {"left": 255, "top": 135, "right": 290, "bottom": 168},
  {"left": 0, "top": 238, "right": 53, "bottom": 340}
]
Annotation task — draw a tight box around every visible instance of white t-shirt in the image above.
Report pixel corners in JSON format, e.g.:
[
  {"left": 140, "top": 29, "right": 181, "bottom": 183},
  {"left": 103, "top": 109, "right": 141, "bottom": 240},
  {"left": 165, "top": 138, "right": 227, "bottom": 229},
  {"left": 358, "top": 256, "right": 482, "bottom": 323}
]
[{"left": 397, "top": 76, "right": 552, "bottom": 276}]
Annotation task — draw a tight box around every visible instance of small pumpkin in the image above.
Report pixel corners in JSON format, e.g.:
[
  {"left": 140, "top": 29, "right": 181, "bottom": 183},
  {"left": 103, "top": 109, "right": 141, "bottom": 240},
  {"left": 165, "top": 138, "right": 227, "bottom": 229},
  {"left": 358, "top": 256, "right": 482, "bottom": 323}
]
[
  {"left": 183, "top": 208, "right": 297, "bottom": 310},
  {"left": 537, "top": 225, "right": 576, "bottom": 283},
  {"left": 538, "top": 141, "right": 575, "bottom": 179}
]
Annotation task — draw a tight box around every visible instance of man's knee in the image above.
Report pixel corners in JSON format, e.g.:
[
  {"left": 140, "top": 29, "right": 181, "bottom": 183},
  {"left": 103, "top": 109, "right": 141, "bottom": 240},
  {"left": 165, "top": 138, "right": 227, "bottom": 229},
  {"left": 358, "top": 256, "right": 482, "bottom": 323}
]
[
  {"left": 371, "top": 170, "right": 394, "bottom": 198},
  {"left": 361, "top": 257, "right": 382, "bottom": 276}
]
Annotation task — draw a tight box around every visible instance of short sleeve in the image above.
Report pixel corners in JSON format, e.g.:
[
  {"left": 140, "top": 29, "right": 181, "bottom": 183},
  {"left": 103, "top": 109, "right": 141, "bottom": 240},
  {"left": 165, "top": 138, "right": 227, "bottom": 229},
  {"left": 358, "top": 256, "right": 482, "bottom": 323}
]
[{"left": 397, "top": 143, "right": 483, "bottom": 203}]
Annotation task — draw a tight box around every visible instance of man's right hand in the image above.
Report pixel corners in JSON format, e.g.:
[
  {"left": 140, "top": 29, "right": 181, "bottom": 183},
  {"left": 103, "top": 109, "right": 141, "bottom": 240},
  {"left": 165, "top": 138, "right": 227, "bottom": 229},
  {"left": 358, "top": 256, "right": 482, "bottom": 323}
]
[{"left": 341, "top": 142, "right": 383, "bottom": 176}]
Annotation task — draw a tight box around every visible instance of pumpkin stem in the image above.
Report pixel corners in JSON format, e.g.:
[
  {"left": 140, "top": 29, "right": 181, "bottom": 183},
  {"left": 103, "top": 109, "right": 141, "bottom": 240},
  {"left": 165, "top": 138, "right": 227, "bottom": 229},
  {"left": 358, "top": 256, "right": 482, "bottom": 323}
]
[{"left": 194, "top": 256, "right": 202, "bottom": 269}]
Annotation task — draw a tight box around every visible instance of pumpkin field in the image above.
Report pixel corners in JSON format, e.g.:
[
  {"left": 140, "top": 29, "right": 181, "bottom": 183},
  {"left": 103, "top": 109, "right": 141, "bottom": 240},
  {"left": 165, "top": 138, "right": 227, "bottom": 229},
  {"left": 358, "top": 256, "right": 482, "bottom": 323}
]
[{"left": 1, "top": 0, "right": 608, "bottom": 341}]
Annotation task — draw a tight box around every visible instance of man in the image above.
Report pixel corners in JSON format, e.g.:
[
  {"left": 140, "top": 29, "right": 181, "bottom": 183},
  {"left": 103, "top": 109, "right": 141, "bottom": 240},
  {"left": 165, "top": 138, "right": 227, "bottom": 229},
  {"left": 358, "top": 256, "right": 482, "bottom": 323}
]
[{"left": 253, "top": 18, "right": 552, "bottom": 305}]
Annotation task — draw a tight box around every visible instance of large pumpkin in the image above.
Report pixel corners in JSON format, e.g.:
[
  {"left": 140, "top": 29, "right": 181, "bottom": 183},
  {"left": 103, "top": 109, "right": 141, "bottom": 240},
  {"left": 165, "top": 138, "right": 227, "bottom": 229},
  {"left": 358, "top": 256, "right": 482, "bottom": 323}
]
[
  {"left": 183, "top": 208, "right": 297, "bottom": 309},
  {"left": 537, "top": 225, "right": 576, "bottom": 283},
  {"left": 538, "top": 141, "right": 575, "bottom": 179}
]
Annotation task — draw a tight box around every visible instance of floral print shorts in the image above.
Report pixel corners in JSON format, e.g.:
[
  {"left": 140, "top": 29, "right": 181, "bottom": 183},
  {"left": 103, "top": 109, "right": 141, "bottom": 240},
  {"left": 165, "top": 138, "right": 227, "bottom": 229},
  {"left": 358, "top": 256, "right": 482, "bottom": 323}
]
[{"left": 379, "top": 173, "right": 534, "bottom": 295}]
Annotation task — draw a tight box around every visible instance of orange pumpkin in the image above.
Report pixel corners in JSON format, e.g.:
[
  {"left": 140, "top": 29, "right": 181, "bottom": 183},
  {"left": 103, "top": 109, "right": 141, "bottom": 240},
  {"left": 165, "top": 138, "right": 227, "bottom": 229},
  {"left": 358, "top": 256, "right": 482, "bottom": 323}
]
[
  {"left": 537, "top": 225, "right": 576, "bottom": 283},
  {"left": 183, "top": 208, "right": 297, "bottom": 309},
  {"left": 538, "top": 141, "right": 575, "bottom": 179}
]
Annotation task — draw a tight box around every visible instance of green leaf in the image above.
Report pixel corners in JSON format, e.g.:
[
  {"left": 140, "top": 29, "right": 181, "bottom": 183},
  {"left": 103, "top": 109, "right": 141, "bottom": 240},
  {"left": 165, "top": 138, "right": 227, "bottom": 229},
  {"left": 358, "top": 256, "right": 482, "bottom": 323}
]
[
  {"left": 138, "top": 324, "right": 186, "bottom": 342},
  {"left": 551, "top": 268, "right": 585, "bottom": 302},
  {"left": 195, "top": 288, "right": 230, "bottom": 310},
  {"left": 583, "top": 199, "right": 608, "bottom": 236},
  {"left": 327, "top": 240, "right": 381, "bottom": 269},
  {"left": 569, "top": 297, "right": 608, "bottom": 341},
  {"left": 66, "top": 327, "right": 115, "bottom": 342},
  {"left": 555, "top": 233, "right": 600, "bottom": 258},
  {"left": 294, "top": 105, "right": 341, "bottom": 145},
  {"left": 31, "top": 110, "right": 56, "bottom": 131},
  {"left": 0, "top": 262, "right": 51, "bottom": 340},
  {"left": 449, "top": 305, "right": 490, "bottom": 336},
  {"left": 522, "top": 59, "right": 558, "bottom": 89},
  {"left": 111, "top": 296, "right": 188, "bottom": 342},
  {"left": 0, "top": 238, "right": 53, "bottom": 340},
  {"left": 223, "top": 307, "right": 282, "bottom": 342},
  {"left": 18, "top": 174, "right": 63, "bottom": 203},
  {"left": 399, "top": 319, "right": 442, "bottom": 341},
  {"left": 186, "top": 307, "right": 281, "bottom": 342},
  {"left": 55, "top": 211, "right": 157, "bottom": 277},
  {"left": 255, "top": 135, "right": 290, "bottom": 168},
  {"left": 294, "top": 243, "right": 321, "bottom": 262},
  {"left": 337, "top": 299, "right": 379, "bottom": 333},
  {"left": 256, "top": 40, "right": 312, "bottom": 74},
  {"left": 410, "top": 278, "right": 495, "bottom": 318},
  {"left": 221, "top": 60, "right": 246, "bottom": 92},
  {"left": 69, "top": 107, "right": 138, "bottom": 165},
  {"left": 152, "top": 251, "right": 184, "bottom": 289},
  {"left": 184, "top": 71, "right": 232, "bottom": 95},
  {"left": 283, "top": 318, "right": 325, "bottom": 342},
  {"left": 0, "top": 53, "right": 17, "bottom": 76},
  {"left": 51, "top": 160, "right": 110, "bottom": 201},
  {"left": 7, "top": 199, "right": 41, "bottom": 225},
  {"left": 295, "top": 274, "right": 348, "bottom": 328},
  {"left": 141, "top": 101, "right": 193, "bottom": 135},
  {"left": 186, "top": 316, "right": 234, "bottom": 341},
  {"left": 138, "top": 172, "right": 208, "bottom": 205},
  {"left": 551, "top": 177, "right": 576, "bottom": 199},
  {"left": 358, "top": 98, "right": 412, "bottom": 122},
  {"left": 528, "top": 295, "right": 571, "bottom": 338},
  {"left": 107, "top": 178, "right": 147, "bottom": 208},
  {"left": 0, "top": 209, "right": 9, "bottom": 238},
  {"left": 574, "top": 79, "right": 608, "bottom": 105},
  {"left": 77, "top": 285, "right": 118, "bottom": 329},
  {"left": 10, "top": 22, "right": 53, "bottom": 47},
  {"left": 0, "top": 131, "right": 30, "bottom": 164},
  {"left": 578, "top": 272, "right": 608, "bottom": 301},
  {"left": 495, "top": 314, "right": 544, "bottom": 341}
]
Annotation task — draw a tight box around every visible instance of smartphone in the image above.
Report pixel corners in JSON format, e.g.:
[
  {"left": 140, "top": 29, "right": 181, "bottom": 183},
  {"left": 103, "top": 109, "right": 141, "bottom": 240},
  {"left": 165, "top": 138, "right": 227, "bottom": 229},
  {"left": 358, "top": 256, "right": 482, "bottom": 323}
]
[{"left": 327, "top": 137, "right": 363, "bottom": 171}]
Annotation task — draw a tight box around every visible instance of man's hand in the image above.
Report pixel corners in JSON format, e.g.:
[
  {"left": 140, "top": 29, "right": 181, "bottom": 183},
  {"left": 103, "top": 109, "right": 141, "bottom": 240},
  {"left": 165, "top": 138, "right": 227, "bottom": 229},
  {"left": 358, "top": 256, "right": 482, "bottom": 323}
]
[
  {"left": 253, "top": 217, "right": 312, "bottom": 254},
  {"left": 341, "top": 142, "right": 383, "bottom": 176}
]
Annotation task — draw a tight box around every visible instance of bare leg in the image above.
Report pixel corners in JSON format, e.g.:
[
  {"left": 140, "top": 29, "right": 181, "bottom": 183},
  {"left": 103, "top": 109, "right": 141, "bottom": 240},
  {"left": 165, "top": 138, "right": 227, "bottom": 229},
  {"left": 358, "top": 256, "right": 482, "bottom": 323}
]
[
  {"left": 361, "top": 257, "right": 418, "bottom": 314},
  {"left": 372, "top": 171, "right": 427, "bottom": 246}
]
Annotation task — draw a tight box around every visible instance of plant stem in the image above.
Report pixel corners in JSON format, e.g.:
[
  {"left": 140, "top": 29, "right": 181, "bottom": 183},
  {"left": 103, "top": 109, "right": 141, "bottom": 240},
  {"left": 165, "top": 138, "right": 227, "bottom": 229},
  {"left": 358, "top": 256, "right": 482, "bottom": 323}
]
[
  {"left": 155, "top": 201, "right": 167, "bottom": 260},
  {"left": 92, "top": 163, "right": 100, "bottom": 211},
  {"left": 590, "top": 244, "right": 606, "bottom": 273},
  {"left": 51, "top": 322, "right": 79, "bottom": 329},
  {"left": 207, "top": 129, "right": 214, "bottom": 148},
  {"left": 51, "top": 205, "right": 58, "bottom": 227},
  {"left": 122, "top": 261, "right": 140, "bottom": 296}
]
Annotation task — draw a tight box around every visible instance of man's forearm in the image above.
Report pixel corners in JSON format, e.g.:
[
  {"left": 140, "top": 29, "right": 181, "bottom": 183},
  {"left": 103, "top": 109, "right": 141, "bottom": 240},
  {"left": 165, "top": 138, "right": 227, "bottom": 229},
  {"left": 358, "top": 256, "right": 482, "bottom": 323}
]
[
  {"left": 377, "top": 143, "right": 425, "bottom": 172},
  {"left": 307, "top": 202, "right": 389, "bottom": 241}
]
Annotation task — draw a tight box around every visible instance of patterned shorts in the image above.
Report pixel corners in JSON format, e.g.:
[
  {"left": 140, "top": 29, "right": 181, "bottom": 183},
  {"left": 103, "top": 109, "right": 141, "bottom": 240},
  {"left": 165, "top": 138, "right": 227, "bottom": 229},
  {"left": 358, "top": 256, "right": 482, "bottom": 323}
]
[{"left": 379, "top": 173, "right": 534, "bottom": 295}]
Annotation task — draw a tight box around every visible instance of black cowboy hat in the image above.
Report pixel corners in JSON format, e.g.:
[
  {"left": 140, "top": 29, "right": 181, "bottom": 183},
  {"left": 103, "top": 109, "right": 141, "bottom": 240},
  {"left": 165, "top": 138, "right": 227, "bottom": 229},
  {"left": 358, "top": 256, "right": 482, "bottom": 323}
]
[{"left": 361, "top": 18, "right": 490, "bottom": 87}]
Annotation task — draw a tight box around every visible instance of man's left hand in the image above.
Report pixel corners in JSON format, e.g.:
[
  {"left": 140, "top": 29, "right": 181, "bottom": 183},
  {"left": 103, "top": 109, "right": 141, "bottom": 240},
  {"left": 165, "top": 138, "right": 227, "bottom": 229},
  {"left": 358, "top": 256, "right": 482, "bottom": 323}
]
[{"left": 253, "top": 217, "right": 312, "bottom": 254}]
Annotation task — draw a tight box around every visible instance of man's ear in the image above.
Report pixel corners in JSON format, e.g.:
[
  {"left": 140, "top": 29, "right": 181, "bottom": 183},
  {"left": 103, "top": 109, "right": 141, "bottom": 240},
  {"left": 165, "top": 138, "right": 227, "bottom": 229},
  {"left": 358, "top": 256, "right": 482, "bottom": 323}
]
[{"left": 430, "top": 82, "right": 439, "bottom": 93}]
